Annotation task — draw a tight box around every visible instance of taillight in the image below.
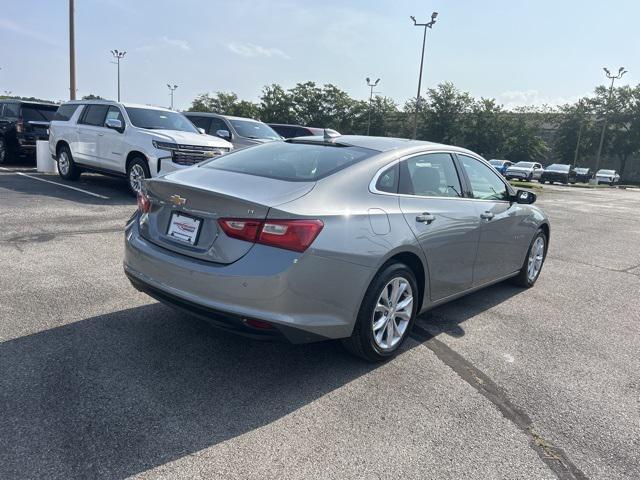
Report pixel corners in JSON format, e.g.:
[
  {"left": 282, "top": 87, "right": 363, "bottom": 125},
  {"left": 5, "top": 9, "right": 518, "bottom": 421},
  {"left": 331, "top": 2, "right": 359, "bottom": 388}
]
[
  {"left": 218, "top": 219, "right": 262, "bottom": 242},
  {"left": 16, "top": 119, "right": 24, "bottom": 133},
  {"left": 217, "top": 218, "right": 323, "bottom": 253},
  {"left": 137, "top": 192, "right": 151, "bottom": 213}
]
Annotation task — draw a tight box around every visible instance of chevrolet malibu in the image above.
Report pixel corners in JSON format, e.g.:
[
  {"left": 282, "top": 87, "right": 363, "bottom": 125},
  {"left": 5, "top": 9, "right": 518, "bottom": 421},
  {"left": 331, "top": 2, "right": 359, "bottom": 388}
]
[{"left": 124, "top": 135, "right": 550, "bottom": 361}]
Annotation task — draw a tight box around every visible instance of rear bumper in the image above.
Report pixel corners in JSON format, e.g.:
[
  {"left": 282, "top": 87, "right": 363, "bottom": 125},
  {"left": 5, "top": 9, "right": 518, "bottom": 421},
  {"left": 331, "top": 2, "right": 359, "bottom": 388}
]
[{"left": 123, "top": 217, "right": 372, "bottom": 343}]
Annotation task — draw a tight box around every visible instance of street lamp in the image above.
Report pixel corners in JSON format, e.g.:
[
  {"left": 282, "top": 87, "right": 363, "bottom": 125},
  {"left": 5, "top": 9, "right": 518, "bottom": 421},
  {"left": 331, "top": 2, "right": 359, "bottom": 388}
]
[
  {"left": 366, "top": 77, "right": 380, "bottom": 135},
  {"left": 167, "top": 84, "right": 178, "bottom": 110},
  {"left": 410, "top": 11, "right": 438, "bottom": 140},
  {"left": 110, "top": 49, "right": 126, "bottom": 102},
  {"left": 594, "top": 66, "right": 627, "bottom": 171}
]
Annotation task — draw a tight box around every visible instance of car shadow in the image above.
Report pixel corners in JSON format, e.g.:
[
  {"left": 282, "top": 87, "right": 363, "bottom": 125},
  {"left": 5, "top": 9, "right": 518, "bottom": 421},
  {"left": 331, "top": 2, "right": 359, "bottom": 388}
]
[
  {"left": 0, "top": 283, "right": 524, "bottom": 479},
  {"left": 417, "top": 282, "right": 525, "bottom": 339}
]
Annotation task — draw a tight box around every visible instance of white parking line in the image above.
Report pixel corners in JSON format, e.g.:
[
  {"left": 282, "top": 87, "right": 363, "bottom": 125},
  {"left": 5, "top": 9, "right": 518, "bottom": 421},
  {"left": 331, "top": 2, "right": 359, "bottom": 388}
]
[{"left": 0, "top": 167, "right": 110, "bottom": 199}]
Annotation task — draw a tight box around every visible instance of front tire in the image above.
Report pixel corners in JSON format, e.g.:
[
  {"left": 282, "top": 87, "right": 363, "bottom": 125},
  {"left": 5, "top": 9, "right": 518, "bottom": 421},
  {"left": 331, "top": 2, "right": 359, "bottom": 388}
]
[
  {"left": 126, "top": 157, "right": 150, "bottom": 195},
  {"left": 511, "top": 229, "right": 547, "bottom": 288},
  {"left": 57, "top": 146, "right": 81, "bottom": 180},
  {"left": 342, "top": 263, "right": 418, "bottom": 362}
]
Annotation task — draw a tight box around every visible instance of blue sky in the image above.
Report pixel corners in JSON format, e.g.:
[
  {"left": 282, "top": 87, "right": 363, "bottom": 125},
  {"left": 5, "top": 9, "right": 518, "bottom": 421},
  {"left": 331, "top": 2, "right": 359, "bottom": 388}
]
[{"left": 0, "top": 0, "right": 638, "bottom": 110}]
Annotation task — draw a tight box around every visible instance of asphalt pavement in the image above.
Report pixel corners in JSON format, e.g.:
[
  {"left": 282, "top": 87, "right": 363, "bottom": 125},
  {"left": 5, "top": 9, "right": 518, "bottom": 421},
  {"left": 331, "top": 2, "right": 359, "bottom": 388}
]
[{"left": 0, "top": 165, "right": 638, "bottom": 479}]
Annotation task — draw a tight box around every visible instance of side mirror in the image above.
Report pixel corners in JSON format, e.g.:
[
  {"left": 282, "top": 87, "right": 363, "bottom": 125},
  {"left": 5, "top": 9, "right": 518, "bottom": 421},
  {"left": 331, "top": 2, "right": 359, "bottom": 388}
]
[
  {"left": 514, "top": 189, "right": 536, "bottom": 204},
  {"left": 105, "top": 118, "right": 124, "bottom": 133},
  {"left": 216, "top": 129, "right": 231, "bottom": 141},
  {"left": 197, "top": 127, "right": 206, "bottom": 134}
]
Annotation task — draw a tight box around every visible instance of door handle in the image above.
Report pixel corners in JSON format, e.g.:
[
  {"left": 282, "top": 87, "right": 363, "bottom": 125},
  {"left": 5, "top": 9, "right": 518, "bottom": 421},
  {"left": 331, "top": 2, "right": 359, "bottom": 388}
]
[
  {"left": 98, "top": 133, "right": 104, "bottom": 136},
  {"left": 416, "top": 213, "right": 436, "bottom": 224},
  {"left": 480, "top": 211, "right": 495, "bottom": 220}
]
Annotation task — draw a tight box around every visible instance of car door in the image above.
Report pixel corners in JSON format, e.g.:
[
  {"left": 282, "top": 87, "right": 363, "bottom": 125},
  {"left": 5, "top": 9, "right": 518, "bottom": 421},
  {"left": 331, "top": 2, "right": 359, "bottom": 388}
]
[
  {"left": 532, "top": 163, "right": 543, "bottom": 180},
  {"left": 98, "top": 106, "right": 127, "bottom": 173},
  {"left": 457, "top": 154, "right": 529, "bottom": 284},
  {"left": 397, "top": 152, "right": 481, "bottom": 301},
  {"left": 75, "top": 104, "right": 109, "bottom": 166}
]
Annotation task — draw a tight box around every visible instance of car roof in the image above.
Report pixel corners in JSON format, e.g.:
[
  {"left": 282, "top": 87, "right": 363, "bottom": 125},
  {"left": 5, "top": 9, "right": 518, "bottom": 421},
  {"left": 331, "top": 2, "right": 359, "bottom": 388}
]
[
  {"left": 63, "top": 99, "right": 174, "bottom": 112},
  {"left": 289, "top": 134, "right": 478, "bottom": 155},
  {"left": 184, "top": 112, "right": 262, "bottom": 122}
]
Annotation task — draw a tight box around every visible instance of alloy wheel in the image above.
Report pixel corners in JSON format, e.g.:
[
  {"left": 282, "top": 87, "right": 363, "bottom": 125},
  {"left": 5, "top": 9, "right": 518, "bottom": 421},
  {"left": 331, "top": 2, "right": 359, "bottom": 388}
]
[
  {"left": 129, "top": 164, "right": 146, "bottom": 193},
  {"left": 58, "top": 151, "right": 70, "bottom": 175},
  {"left": 527, "top": 236, "right": 545, "bottom": 282},
  {"left": 372, "top": 277, "right": 413, "bottom": 350}
]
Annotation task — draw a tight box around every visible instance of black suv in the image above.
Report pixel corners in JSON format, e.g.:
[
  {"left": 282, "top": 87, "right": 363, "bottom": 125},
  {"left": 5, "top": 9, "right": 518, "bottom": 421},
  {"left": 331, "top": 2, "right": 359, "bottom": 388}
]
[{"left": 0, "top": 100, "right": 58, "bottom": 164}]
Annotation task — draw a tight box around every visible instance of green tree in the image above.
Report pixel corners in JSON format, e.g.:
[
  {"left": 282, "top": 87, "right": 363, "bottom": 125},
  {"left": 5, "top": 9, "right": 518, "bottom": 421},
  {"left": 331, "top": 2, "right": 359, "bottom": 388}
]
[
  {"left": 259, "top": 84, "right": 294, "bottom": 123},
  {"left": 502, "top": 107, "right": 549, "bottom": 162},
  {"left": 417, "top": 82, "right": 473, "bottom": 144},
  {"left": 464, "top": 98, "right": 507, "bottom": 158},
  {"left": 189, "top": 92, "right": 259, "bottom": 118}
]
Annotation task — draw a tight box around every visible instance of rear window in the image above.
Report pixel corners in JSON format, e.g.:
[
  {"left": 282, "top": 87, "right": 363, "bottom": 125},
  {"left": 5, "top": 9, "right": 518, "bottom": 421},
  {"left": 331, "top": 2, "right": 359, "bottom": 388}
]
[
  {"left": 546, "top": 164, "right": 570, "bottom": 172},
  {"left": 202, "top": 140, "right": 377, "bottom": 181},
  {"left": 53, "top": 104, "right": 80, "bottom": 121},
  {"left": 21, "top": 105, "right": 57, "bottom": 122}
]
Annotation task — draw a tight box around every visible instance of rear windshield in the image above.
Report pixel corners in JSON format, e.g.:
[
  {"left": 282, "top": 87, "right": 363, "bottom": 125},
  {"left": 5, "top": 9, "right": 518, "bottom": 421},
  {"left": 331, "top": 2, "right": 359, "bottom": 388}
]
[
  {"left": 575, "top": 168, "right": 588, "bottom": 173},
  {"left": 229, "top": 119, "right": 281, "bottom": 140},
  {"left": 21, "top": 105, "right": 57, "bottom": 122},
  {"left": 514, "top": 162, "right": 534, "bottom": 168},
  {"left": 202, "top": 140, "right": 377, "bottom": 181},
  {"left": 546, "top": 164, "right": 570, "bottom": 172},
  {"left": 598, "top": 170, "right": 615, "bottom": 175}
]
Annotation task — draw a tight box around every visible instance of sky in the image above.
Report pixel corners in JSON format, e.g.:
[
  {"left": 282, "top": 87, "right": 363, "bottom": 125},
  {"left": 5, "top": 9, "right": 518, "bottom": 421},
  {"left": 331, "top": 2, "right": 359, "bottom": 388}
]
[{"left": 0, "top": 0, "right": 638, "bottom": 111}]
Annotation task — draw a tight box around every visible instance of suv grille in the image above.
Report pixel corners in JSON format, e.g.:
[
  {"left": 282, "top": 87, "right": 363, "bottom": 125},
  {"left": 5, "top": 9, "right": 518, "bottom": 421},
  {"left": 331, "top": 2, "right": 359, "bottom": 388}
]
[{"left": 172, "top": 145, "right": 230, "bottom": 166}]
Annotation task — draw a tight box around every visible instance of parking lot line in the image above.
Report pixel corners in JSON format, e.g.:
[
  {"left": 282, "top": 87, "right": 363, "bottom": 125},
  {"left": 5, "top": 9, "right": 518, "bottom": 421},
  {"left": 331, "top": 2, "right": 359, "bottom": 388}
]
[{"left": 0, "top": 167, "right": 110, "bottom": 199}]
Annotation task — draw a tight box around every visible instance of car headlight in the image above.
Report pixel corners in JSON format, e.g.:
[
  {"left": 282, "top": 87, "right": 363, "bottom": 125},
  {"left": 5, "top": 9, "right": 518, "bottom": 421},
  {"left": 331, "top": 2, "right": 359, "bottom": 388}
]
[{"left": 152, "top": 140, "right": 177, "bottom": 151}]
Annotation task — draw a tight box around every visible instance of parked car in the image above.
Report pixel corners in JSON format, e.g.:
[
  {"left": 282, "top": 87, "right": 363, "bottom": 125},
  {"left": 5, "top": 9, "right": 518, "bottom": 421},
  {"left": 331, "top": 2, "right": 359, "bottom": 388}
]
[
  {"left": 488, "top": 159, "right": 513, "bottom": 175},
  {"left": 125, "top": 135, "right": 550, "bottom": 361},
  {"left": 504, "top": 161, "right": 544, "bottom": 181},
  {"left": 0, "top": 100, "right": 58, "bottom": 164},
  {"left": 539, "top": 164, "right": 577, "bottom": 184},
  {"left": 49, "top": 100, "right": 233, "bottom": 194},
  {"left": 268, "top": 123, "right": 340, "bottom": 139},
  {"left": 184, "top": 112, "right": 281, "bottom": 150},
  {"left": 595, "top": 169, "right": 620, "bottom": 185},
  {"left": 574, "top": 167, "right": 593, "bottom": 183}
]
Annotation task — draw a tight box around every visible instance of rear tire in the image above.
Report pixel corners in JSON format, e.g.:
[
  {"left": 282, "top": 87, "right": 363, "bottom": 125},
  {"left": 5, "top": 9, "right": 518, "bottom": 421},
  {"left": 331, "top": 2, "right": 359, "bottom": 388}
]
[
  {"left": 0, "top": 137, "right": 12, "bottom": 164},
  {"left": 126, "top": 157, "right": 150, "bottom": 195},
  {"left": 342, "top": 263, "right": 418, "bottom": 362},
  {"left": 511, "top": 229, "right": 547, "bottom": 288},
  {"left": 57, "top": 146, "right": 81, "bottom": 180}
]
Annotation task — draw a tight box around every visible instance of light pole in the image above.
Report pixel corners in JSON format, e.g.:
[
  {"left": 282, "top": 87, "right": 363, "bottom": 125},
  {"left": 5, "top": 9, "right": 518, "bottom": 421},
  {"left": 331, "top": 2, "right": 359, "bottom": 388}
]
[
  {"left": 69, "top": 0, "right": 76, "bottom": 100},
  {"left": 573, "top": 100, "right": 585, "bottom": 166},
  {"left": 366, "top": 77, "right": 380, "bottom": 135},
  {"left": 167, "top": 84, "right": 178, "bottom": 110},
  {"left": 594, "top": 66, "right": 627, "bottom": 171},
  {"left": 410, "top": 11, "right": 438, "bottom": 140},
  {"left": 110, "top": 49, "right": 126, "bottom": 101}
]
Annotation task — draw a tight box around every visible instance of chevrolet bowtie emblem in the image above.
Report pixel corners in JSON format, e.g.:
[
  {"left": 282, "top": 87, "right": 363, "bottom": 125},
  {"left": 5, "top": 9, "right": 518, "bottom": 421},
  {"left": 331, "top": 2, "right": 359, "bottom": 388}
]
[{"left": 169, "top": 194, "right": 187, "bottom": 206}]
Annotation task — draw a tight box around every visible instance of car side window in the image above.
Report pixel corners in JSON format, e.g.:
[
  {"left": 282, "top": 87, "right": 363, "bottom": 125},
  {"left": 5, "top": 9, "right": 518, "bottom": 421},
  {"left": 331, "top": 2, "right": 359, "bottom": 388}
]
[
  {"left": 104, "top": 106, "right": 124, "bottom": 125},
  {"left": 79, "top": 105, "right": 109, "bottom": 127},
  {"left": 459, "top": 154, "right": 510, "bottom": 201},
  {"left": 3, "top": 103, "right": 19, "bottom": 118},
  {"left": 398, "top": 152, "right": 462, "bottom": 198},
  {"left": 375, "top": 163, "right": 399, "bottom": 193},
  {"left": 208, "top": 118, "right": 228, "bottom": 135},
  {"left": 188, "top": 116, "right": 211, "bottom": 131}
]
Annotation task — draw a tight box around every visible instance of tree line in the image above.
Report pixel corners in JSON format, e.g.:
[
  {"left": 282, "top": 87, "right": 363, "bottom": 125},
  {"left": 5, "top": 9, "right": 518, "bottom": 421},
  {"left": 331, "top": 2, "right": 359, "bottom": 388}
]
[{"left": 189, "top": 81, "right": 640, "bottom": 178}]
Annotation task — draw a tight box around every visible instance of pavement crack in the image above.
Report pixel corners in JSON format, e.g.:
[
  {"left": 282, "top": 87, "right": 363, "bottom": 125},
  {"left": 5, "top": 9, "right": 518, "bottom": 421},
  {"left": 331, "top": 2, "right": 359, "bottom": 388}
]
[
  {"left": 410, "top": 324, "right": 589, "bottom": 480},
  {"left": 2, "top": 227, "right": 123, "bottom": 246},
  {"left": 547, "top": 255, "right": 640, "bottom": 277}
]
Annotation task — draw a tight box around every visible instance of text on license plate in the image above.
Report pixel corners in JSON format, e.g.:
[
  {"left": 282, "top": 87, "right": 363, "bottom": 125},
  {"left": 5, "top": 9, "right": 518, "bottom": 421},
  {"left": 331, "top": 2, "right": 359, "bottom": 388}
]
[{"left": 167, "top": 212, "right": 202, "bottom": 245}]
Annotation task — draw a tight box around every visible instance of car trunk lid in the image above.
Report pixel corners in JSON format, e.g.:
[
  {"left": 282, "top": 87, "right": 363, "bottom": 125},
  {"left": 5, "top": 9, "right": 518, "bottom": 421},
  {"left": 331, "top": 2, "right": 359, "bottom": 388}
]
[{"left": 140, "top": 167, "right": 314, "bottom": 264}]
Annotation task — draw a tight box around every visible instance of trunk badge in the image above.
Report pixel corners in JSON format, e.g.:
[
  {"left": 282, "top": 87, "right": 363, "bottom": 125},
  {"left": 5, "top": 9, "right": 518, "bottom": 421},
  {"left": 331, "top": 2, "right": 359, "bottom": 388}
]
[{"left": 169, "top": 194, "right": 187, "bottom": 206}]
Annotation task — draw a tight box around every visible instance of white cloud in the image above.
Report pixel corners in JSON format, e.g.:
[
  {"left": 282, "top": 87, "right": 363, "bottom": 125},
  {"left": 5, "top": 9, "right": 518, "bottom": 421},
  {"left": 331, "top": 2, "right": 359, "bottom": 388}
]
[
  {"left": 136, "top": 36, "right": 191, "bottom": 52},
  {"left": 0, "top": 18, "right": 59, "bottom": 46},
  {"left": 227, "top": 42, "right": 291, "bottom": 60},
  {"left": 498, "top": 89, "right": 585, "bottom": 109}
]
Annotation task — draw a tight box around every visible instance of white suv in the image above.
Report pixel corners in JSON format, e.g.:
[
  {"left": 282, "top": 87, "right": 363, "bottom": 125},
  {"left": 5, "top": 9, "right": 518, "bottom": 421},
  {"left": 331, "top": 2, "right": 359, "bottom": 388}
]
[{"left": 49, "top": 100, "right": 233, "bottom": 194}]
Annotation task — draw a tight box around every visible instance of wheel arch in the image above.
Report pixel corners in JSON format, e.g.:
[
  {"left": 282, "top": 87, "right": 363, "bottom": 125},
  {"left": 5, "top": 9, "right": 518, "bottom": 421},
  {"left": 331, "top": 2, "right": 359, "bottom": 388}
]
[
  {"left": 126, "top": 151, "right": 149, "bottom": 172},
  {"left": 55, "top": 139, "right": 70, "bottom": 155}
]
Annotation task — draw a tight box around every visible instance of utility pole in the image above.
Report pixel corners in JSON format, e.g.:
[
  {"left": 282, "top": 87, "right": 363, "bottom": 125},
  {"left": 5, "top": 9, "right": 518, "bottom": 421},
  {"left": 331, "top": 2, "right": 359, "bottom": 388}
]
[
  {"left": 410, "top": 11, "right": 438, "bottom": 140},
  {"left": 366, "top": 77, "right": 380, "bottom": 135},
  {"left": 573, "top": 99, "right": 584, "bottom": 166},
  {"left": 594, "top": 66, "right": 627, "bottom": 171},
  {"left": 110, "top": 50, "right": 127, "bottom": 102},
  {"left": 167, "top": 84, "right": 178, "bottom": 110},
  {"left": 69, "top": 0, "right": 76, "bottom": 100}
]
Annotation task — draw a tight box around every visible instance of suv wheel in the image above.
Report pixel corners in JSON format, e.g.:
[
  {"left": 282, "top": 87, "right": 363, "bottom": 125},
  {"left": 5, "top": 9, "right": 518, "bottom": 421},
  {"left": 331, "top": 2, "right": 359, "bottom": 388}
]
[
  {"left": 0, "top": 137, "right": 10, "bottom": 164},
  {"left": 342, "top": 263, "right": 418, "bottom": 362},
  {"left": 127, "top": 157, "right": 150, "bottom": 195},
  {"left": 57, "top": 146, "right": 81, "bottom": 180}
]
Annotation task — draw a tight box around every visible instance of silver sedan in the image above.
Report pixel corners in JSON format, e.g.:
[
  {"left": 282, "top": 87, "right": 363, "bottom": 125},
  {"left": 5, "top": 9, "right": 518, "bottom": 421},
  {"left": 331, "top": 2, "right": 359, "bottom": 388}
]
[{"left": 124, "top": 135, "right": 550, "bottom": 361}]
